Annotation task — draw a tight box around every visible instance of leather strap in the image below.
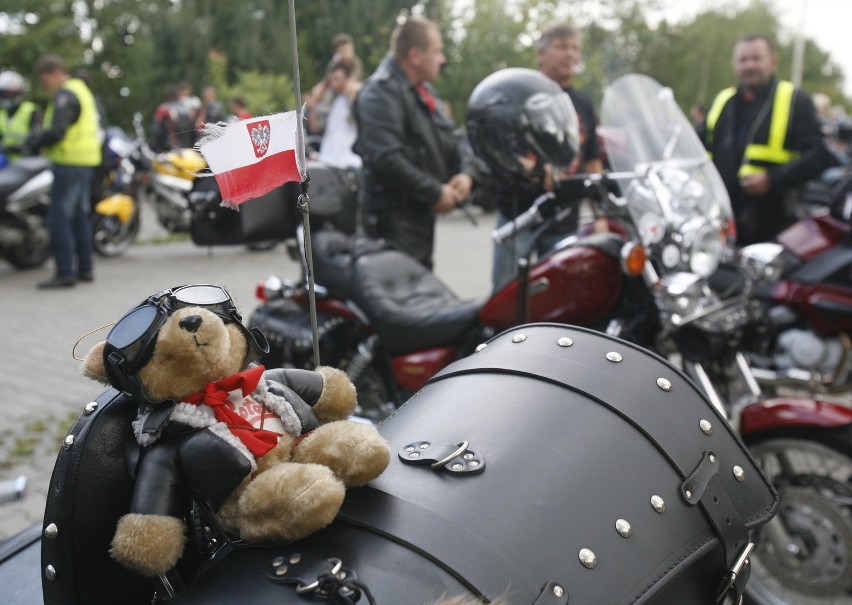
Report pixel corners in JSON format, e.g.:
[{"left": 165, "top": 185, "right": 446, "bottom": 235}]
[{"left": 431, "top": 325, "right": 751, "bottom": 569}]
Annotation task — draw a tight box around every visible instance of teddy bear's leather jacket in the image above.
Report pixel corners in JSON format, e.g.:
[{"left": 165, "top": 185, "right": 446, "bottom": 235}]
[{"left": 127, "top": 369, "right": 324, "bottom": 519}]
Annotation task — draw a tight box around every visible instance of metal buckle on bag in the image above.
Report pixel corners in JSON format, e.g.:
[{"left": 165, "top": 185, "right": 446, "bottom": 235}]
[
  {"left": 715, "top": 542, "right": 754, "bottom": 604},
  {"left": 267, "top": 552, "right": 372, "bottom": 603},
  {"left": 398, "top": 440, "right": 486, "bottom": 475}
]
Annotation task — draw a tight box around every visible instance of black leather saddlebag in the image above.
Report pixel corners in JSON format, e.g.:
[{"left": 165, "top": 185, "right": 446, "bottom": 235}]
[
  {"left": 41, "top": 324, "right": 777, "bottom": 605},
  {"left": 190, "top": 177, "right": 300, "bottom": 246}
]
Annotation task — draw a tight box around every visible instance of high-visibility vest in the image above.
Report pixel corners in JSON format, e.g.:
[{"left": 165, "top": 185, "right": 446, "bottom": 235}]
[
  {"left": 706, "top": 80, "right": 799, "bottom": 178},
  {"left": 0, "top": 101, "right": 37, "bottom": 160},
  {"left": 43, "top": 78, "right": 101, "bottom": 166}
]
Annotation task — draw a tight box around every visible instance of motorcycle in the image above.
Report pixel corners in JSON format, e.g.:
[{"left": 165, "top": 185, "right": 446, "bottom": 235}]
[
  {"left": 0, "top": 151, "right": 52, "bottom": 268},
  {"left": 250, "top": 177, "right": 652, "bottom": 422},
  {"left": 91, "top": 126, "right": 141, "bottom": 257},
  {"left": 744, "top": 185, "right": 852, "bottom": 399},
  {"left": 252, "top": 72, "right": 852, "bottom": 604},
  {"left": 596, "top": 74, "right": 852, "bottom": 605},
  {"left": 0, "top": 136, "right": 143, "bottom": 268},
  {"left": 129, "top": 112, "right": 207, "bottom": 235}
]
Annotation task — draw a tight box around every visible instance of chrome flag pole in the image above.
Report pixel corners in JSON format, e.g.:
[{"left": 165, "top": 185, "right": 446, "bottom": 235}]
[{"left": 288, "top": 0, "right": 321, "bottom": 368}]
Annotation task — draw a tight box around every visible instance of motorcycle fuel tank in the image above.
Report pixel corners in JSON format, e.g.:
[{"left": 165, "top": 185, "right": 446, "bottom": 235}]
[{"left": 479, "top": 240, "right": 623, "bottom": 331}]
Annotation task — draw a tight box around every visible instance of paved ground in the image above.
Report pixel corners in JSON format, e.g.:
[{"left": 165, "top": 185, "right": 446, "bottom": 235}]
[{"left": 0, "top": 203, "right": 493, "bottom": 539}]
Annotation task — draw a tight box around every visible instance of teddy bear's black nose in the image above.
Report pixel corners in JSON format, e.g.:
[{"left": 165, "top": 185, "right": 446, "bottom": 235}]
[{"left": 179, "top": 315, "right": 203, "bottom": 333}]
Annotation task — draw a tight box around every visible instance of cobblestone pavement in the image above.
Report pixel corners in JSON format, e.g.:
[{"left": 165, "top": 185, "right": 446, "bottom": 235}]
[{"left": 0, "top": 205, "right": 493, "bottom": 540}]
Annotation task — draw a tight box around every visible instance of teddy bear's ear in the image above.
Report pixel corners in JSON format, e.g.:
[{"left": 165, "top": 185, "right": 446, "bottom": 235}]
[{"left": 82, "top": 341, "right": 109, "bottom": 383}]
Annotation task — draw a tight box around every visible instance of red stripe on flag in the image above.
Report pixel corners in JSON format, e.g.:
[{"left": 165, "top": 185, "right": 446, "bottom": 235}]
[{"left": 212, "top": 149, "right": 301, "bottom": 206}]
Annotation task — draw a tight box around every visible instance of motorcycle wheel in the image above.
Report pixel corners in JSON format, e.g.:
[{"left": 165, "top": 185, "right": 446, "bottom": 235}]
[
  {"left": 93, "top": 209, "right": 140, "bottom": 257},
  {"left": 0, "top": 234, "right": 51, "bottom": 269},
  {"left": 744, "top": 434, "right": 852, "bottom": 605}
]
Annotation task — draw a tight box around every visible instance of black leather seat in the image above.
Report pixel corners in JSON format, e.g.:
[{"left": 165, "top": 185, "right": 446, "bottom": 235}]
[{"left": 311, "top": 230, "right": 482, "bottom": 355}]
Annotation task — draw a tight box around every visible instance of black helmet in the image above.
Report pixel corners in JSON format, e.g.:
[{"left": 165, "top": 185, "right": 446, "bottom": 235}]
[{"left": 466, "top": 67, "right": 580, "bottom": 179}]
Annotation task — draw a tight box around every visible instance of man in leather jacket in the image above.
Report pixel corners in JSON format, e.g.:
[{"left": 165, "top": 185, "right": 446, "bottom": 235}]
[
  {"left": 353, "top": 16, "right": 474, "bottom": 270},
  {"left": 699, "top": 34, "right": 836, "bottom": 245}
]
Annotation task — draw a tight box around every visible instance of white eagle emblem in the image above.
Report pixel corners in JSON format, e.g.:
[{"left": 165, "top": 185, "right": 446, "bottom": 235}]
[{"left": 247, "top": 121, "right": 271, "bottom": 158}]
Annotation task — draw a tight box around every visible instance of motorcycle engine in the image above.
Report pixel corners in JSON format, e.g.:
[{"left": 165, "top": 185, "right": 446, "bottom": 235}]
[{"left": 774, "top": 328, "right": 844, "bottom": 374}]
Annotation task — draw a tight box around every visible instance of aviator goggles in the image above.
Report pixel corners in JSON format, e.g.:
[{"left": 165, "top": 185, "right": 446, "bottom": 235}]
[{"left": 103, "top": 285, "right": 269, "bottom": 405}]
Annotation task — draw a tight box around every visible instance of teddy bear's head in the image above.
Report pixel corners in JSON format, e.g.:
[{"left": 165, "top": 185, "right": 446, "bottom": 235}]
[{"left": 84, "top": 285, "right": 268, "bottom": 404}]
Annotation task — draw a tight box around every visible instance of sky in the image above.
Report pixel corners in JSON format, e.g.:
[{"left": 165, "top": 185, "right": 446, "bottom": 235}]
[{"left": 660, "top": 0, "right": 852, "bottom": 99}]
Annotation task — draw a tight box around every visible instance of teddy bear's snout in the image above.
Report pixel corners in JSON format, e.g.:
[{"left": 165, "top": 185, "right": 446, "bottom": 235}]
[{"left": 179, "top": 314, "right": 203, "bottom": 333}]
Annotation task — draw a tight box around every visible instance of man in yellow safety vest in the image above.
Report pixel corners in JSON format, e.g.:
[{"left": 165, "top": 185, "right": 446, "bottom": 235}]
[
  {"left": 699, "top": 34, "right": 836, "bottom": 246},
  {"left": 0, "top": 70, "right": 41, "bottom": 161},
  {"left": 26, "top": 55, "right": 102, "bottom": 289}
]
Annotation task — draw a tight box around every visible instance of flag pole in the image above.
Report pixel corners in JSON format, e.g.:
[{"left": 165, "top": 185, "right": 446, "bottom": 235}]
[{"left": 288, "top": 0, "right": 321, "bottom": 369}]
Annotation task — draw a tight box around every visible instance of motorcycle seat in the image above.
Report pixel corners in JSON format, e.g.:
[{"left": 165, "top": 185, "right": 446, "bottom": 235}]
[
  {"left": 351, "top": 247, "right": 482, "bottom": 355},
  {"left": 0, "top": 157, "right": 51, "bottom": 199},
  {"left": 310, "top": 230, "right": 481, "bottom": 355}
]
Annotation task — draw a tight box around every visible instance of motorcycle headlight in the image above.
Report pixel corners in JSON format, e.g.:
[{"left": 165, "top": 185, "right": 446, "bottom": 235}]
[
  {"left": 681, "top": 218, "right": 724, "bottom": 278},
  {"left": 736, "top": 243, "right": 785, "bottom": 285}
]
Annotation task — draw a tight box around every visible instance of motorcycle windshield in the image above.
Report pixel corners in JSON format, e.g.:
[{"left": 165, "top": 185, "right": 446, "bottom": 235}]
[{"left": 600, "top": 74, "right": 733, "bottom": 246}]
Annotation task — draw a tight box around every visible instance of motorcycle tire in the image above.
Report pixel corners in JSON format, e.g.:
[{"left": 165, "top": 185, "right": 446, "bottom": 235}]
[
  {"left": 743, "top": 427, "right": 852, "bottom": 605},
  {"left": 0, "top": 236, "right": 51, "bottom": 269},
  {"left": 93, "top": 209, "right": 140, "bottom": 257}
]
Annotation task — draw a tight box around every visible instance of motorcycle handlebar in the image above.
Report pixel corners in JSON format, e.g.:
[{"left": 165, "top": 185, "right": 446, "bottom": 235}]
[
  {"left": 491, "top": 193, "right": 550, "bottom": 243},
  {"left": 490, "top": 173, "right": 624, "bottom": 243}
]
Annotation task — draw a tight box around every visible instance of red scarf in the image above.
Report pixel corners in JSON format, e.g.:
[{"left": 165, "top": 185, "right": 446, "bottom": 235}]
[
  {"left": 182, "top": 365, "right": 280, "bottom": 458},
  {"left": 416, "top": 83, "right": 436, "bottom": 113}
]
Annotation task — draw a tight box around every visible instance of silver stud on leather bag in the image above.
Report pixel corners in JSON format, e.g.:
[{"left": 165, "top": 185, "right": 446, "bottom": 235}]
[
  {"left": 43, "top": 523, "right": 58, "bottom": 540},
  {"left": 44, "top": 565, "right": 56, "bottom": 581},
  {"left": 656, "top": 377, "right": 672, "bottom": 391},
  {"left": 84, "top": 401, "right": 98, "bottom": 415},
  {"left": 475, "top": 343, "right": 487, "bottom": 352},
  {"left": 615, "top": 519, "right": 632, "bottom": 538},
  {"left": 579, "top": 548, "right": 597, "bottom": 569},
  {"left": 63, "top": 435, "right": 75, "bottom": 450},
  {"left": 733, "top": 465, "right": 745, "bottom": 482},
  {"left": 606, "top": 351, "right": 623, "bottom": 363},
  {"left": 651, "top": 495, "right": 666, "bottom": 513},
  {"left": 553, "top": 584, "right": 565, "bottom": 597},
  {"left": 512, "top": 334, "right": 527, "bottom": 343},
  {"left": 557, "top": 337, "right": 574, "bottom": 347},
  {"left": 700, "top": 419, "right": 713, "bottom": 435}
]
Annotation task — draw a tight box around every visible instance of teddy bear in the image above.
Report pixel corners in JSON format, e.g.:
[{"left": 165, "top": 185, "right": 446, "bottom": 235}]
[{"left": 81, "top": 285, "right": 391, "bottom": 577}]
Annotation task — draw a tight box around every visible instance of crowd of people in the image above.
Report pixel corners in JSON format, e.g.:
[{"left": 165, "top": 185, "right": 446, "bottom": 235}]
[{"left": 0, "top": 17, "right": 844, "bottom": 291}]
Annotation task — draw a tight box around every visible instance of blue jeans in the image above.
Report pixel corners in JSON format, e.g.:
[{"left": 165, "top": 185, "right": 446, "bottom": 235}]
[{"left": 48, "top": 164, "right": 94, "bottom": 279}]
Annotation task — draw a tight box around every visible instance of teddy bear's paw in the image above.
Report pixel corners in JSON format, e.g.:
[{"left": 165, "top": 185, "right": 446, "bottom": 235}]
[
  {"left": 237, "top": 462, "right": 345, "bottom": 542},
  {"left": 110, "top": 513, "right": 186, "bottom": 576},
  {"left": 292, "top": 421, "right": 391, "bottom": 487},
  {"left": 312, "top": 366, "right": 357, "bottom": 422}
]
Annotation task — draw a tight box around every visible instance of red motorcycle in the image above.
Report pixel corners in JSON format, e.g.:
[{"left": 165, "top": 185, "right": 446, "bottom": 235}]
[
  {"left": 250, "top": 187, "right": 651, "bottom": 421},
  {"left": 745, "top": 204, "right": 852, "bottom": 398}
]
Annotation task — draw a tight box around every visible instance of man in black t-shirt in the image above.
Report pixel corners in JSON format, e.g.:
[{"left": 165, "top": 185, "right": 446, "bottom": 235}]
[{"left": 488, "top": 23, "right": 604, "bottom": 291}]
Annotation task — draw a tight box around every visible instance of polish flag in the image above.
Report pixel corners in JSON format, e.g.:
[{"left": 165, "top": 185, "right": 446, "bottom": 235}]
[{"left": 197, "top": 111, "right": 305, "bottom": 207}]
